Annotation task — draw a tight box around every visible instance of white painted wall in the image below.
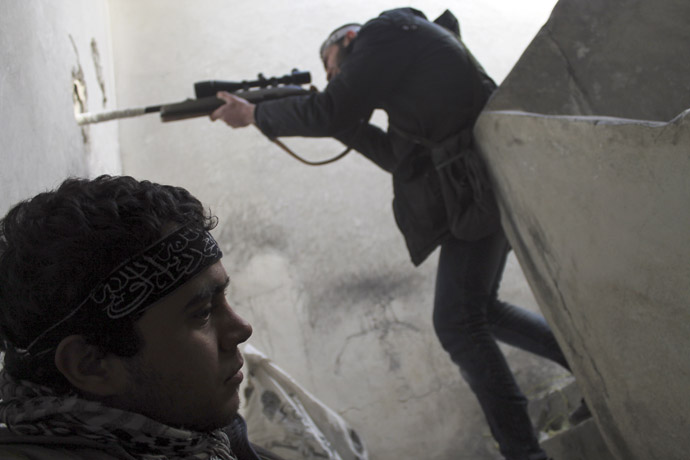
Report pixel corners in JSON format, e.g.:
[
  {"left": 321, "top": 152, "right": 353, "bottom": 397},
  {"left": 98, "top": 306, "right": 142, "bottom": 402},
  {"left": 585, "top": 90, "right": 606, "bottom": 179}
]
[
  {"left": 0, "top": 0, "right": 120, "bottom": 216},
  {"left": 107, "top": 1, "right": 563, "bottom": 458}
]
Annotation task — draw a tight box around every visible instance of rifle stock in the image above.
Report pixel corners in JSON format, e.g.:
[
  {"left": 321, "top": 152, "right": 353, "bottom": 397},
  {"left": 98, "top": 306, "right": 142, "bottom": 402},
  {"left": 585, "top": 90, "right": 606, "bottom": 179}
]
[{"left": 159, "top": 85, "right": 311, "bottom": 122}]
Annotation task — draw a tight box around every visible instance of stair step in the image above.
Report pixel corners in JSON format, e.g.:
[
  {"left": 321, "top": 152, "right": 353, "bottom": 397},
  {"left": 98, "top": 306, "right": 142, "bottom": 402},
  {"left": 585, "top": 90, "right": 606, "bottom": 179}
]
[
  {"left": 542, "top": 419, "right": 617, "bottom": 460},
  {"left": 528, "top": 377, "right": 582, "bottom": 434},
  {"left": 528, "top": 379, "right": 616, "bottom": 460}
]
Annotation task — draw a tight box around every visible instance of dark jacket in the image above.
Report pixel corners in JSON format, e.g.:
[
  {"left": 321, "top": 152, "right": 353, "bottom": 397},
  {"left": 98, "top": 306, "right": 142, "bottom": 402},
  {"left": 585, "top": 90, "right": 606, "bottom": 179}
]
[{"left": 255, "top": 8, "right": 495, "bottom": 265}]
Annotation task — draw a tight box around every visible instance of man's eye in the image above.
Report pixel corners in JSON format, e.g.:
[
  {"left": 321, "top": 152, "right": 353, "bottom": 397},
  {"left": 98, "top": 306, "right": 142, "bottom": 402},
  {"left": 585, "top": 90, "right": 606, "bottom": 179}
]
[{"left": 193, "top": 306, "right": 213, "bottom": 321}]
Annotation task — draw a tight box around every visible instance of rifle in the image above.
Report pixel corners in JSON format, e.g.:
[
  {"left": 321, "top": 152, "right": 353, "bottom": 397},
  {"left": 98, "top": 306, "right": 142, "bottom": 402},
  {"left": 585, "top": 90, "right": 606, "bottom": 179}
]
[
  {"left": 75, "top": 69, "right": 351, "bottom": 165},
  {"left": 75, "top": 69, "right": 312, "bottom": 125}
]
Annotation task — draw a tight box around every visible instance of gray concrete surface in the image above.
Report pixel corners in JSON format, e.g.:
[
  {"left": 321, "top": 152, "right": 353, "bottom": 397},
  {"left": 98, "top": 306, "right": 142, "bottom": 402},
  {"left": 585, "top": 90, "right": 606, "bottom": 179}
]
[
  {"left": 486, "top": 0, "right": 690, "bottom": 122},
  {"left": 474, "top": 1, "right": 690, "bottom": 458},
  {"left": 476, "top": 110, "right": 690, "bottom": 459}
]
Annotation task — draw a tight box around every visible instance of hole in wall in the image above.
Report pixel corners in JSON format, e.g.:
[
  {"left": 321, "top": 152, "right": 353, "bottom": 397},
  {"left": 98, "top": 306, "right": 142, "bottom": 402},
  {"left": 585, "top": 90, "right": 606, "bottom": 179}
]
[{"left": 72, "top": 78, "right": 87, "bottom": 118}]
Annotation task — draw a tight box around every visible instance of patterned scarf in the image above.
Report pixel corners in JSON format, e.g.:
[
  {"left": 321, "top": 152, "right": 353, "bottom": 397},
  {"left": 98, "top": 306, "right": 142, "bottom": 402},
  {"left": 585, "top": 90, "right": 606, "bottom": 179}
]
[{"left": 0, "top": 370, "right": 237, "bottom": 460}]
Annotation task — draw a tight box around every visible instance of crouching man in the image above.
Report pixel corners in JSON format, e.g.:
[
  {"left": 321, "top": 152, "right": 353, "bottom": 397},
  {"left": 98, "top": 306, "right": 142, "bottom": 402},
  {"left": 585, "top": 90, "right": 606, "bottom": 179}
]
[{"left": 0, "top": 175, "right": 282, "bottom": 460}]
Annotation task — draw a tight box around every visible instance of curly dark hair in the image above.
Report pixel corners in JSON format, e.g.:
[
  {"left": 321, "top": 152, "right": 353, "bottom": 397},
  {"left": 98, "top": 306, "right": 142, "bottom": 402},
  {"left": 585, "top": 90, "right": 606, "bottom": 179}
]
[{"left": 0, "top": 175, "right": 217, "bottom": 393}]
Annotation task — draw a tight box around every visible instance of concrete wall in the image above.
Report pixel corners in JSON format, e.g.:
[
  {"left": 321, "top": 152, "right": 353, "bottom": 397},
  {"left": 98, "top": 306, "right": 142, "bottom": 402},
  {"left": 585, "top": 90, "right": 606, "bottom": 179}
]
[
  {"left": 486, "top": 0, "right": 690, "bottom": 122},
  {"left": 477, "top": 111, "right": 690, "bottom": 460},
  {"left": 107, "top": 1, "right": 561, "bottom": 459},
  {"left": 474, "top": 0, "right": 690, "bottom": 458},
  {"left": 0, "top": 0, "right": 120, "bottom": 216}
]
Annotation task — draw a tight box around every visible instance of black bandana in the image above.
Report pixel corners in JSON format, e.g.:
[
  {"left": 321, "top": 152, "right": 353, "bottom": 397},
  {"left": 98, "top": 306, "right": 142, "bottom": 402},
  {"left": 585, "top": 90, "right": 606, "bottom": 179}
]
[
  {"left": 92, "top": 226, "right": 222, "bottom": 319},
  {"left": 18, "top": 225, "right": 223, "bottom": 356}
]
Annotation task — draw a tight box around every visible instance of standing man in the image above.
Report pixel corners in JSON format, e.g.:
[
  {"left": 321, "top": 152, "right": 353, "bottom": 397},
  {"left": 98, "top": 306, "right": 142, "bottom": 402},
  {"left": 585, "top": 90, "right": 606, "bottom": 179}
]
[
  {"left": 211, "top": 8, "right": 568, "bottom": 460},
  {"left": 0, "top": 175, "right": 282, "bottom": 460}
]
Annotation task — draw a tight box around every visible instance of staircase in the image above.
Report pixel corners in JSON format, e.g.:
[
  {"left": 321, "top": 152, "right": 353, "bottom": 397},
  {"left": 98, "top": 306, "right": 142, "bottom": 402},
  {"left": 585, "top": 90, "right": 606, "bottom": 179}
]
[{"left": 529, "top": 379, "right": 617, "bottom": 460}]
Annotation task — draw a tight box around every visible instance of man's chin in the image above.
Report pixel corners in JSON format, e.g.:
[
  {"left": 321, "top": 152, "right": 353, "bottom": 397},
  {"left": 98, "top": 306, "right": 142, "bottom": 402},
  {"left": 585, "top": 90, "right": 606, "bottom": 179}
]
[{"left": 187, "top": 396, "right": 241, "bottom": 432}]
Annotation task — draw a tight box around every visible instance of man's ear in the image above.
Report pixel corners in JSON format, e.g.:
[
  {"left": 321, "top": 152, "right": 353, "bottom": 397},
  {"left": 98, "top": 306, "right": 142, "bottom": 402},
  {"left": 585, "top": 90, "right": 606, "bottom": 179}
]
[
  {"left": 343, "top": 29, "right": 358, "bottom": 46},
  {"left": 54, "top": 335, "right": 128, "bottom": 397}
]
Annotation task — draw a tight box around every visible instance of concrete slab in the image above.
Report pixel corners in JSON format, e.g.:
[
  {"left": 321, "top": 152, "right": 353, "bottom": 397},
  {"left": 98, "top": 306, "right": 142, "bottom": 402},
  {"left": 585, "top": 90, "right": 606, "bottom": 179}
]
[
  {"left": 475, "top": 109, "right": 690, "bottom": 459},
  {"left": 487, "top": 0, "right": 690, "bottom": 122},
  {"left": 475, "top": 1, "right": 690, "bottom": 457}
]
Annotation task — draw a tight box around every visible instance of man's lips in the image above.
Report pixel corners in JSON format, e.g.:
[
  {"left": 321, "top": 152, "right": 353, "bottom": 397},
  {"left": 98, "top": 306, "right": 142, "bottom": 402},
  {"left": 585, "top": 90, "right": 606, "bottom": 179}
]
[
  {"left": 226, "top": 369, "right": 244, "bottom": 386},
  {"left": 225, "top": 359, "right": 244, "bottom": 385}
]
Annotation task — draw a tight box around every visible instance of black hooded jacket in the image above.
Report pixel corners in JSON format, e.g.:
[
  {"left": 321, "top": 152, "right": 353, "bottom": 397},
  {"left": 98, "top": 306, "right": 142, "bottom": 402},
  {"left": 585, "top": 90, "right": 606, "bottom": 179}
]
[{"left": 255, "top": 8, "right": 495, "bottom": 265}]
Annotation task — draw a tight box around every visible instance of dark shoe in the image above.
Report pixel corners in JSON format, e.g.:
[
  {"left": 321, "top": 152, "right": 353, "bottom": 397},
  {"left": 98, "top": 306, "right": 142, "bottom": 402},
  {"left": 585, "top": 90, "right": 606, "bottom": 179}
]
[{"left": 568, "top": 398, "right": 592, "bottom": 425}]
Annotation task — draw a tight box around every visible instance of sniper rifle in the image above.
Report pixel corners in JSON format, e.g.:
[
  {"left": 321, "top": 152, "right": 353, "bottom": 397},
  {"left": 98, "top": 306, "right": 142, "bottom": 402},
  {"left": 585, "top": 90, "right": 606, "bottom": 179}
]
[
  {"left": 75, "top": 69, "right": 312, "bottom": 124},
  {"left": 75, "top": 69, "right": 350, "bottom": 165}
]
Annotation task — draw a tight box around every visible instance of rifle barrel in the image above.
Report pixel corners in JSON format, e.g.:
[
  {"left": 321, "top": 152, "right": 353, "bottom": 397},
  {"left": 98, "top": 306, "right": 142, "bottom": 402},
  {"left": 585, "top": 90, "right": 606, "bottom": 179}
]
[
  {"left": 75, "top": 105, "right": 160, "bottom": 125},
  {"left": 74, "top": 82, "right": 312, "bottom": 125}
]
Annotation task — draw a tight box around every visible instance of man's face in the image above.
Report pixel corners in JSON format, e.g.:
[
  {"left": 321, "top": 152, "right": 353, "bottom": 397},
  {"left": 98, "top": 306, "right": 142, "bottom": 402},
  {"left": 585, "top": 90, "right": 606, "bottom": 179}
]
[
  {"left": 112, "top": 261, "right": 252, "bottom": 431},
  {"left": 323, "top": 43, "right": 346, "bottom": 82},
  {"left": 322, "top": 30, "right": 356, "bottom": 82}
]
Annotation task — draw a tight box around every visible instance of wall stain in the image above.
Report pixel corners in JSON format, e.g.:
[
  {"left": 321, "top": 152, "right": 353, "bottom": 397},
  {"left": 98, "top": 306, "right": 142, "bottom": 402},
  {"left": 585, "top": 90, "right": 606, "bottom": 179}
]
[
  {"left": 333, "top": 299, "right": 421, "bottom": 375},
  {"left": 90, "top": 38, "right": 107, "bottom": 107},
  {"left": 69, "top": 34, "right": 89, "bottom": 145},
  {"left": 308, "top": 269, "right": 423, "bottom": 328}
]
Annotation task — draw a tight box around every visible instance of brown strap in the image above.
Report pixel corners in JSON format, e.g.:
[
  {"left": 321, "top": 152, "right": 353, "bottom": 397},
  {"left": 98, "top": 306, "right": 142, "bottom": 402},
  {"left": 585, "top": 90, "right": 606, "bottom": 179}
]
[
  {"left": 252, "top": 122, "right": 351, "bottom": 166},
  {"left": 268, "top": 136, "right": 351, "bottom": 166}
]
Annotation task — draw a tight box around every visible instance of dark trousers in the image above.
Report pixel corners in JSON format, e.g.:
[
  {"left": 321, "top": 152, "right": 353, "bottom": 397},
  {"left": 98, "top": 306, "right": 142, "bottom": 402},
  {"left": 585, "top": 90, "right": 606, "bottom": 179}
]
[{"left": 433, "top": 229, "right": 569, "bottom": 460}]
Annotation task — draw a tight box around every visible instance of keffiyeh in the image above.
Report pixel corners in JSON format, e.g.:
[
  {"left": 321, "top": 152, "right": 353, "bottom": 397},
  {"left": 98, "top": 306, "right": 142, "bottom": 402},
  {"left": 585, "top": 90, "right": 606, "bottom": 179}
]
[{"left": 0, "top": 370, "right": 237, "bottom": 460}]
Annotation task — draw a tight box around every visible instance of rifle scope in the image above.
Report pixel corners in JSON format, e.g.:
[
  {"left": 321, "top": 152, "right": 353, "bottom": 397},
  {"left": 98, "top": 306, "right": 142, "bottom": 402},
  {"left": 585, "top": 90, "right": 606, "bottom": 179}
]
[{"left": 194, "top": 69, "right": 311, "bottom": 98}]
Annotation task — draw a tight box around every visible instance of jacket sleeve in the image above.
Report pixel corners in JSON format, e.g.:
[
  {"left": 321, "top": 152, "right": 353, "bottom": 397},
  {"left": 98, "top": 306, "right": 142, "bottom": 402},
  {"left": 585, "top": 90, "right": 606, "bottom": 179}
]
[
  {"left": 254, "top": 13, "right": 413, "bottom": 140},
  {"left": 334, "top": 119, "right": 397, "bottom": 172}
]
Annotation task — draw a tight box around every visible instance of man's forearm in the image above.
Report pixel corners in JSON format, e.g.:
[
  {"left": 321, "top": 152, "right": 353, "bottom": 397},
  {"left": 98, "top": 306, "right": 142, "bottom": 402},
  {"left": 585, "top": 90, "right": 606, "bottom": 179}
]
[{"left": 334, "top": 121, "right": 396, "bottom": 173}]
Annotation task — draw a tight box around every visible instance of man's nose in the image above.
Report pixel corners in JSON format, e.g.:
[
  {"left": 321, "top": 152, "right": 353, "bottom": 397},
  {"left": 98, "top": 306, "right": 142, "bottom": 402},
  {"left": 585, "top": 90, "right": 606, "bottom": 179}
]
[{"left": 219, "top": 304, "right": 252, "bottom": 350}]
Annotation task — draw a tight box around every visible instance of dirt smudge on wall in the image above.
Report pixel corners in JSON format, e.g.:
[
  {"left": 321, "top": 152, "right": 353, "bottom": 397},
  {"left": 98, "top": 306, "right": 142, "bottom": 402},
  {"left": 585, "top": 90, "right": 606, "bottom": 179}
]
[
  {"left": 90, "top": 38, "right": 107, "bottom": 107},
  {"left": 69, "top": 34, "right": 89, "bottom": 145}
]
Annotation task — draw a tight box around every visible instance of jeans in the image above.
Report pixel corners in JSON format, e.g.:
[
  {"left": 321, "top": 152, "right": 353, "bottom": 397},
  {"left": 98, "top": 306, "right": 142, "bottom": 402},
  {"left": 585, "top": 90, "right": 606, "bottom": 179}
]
[{"left": 433, "top": 229, "right": 569, "bottom": 460}]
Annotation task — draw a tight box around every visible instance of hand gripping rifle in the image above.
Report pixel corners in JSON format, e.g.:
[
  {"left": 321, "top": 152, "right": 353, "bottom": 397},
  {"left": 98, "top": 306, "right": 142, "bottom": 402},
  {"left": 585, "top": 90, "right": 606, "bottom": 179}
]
[{"left": 75, "top": 69, "right": 350, "bottom": 165}]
